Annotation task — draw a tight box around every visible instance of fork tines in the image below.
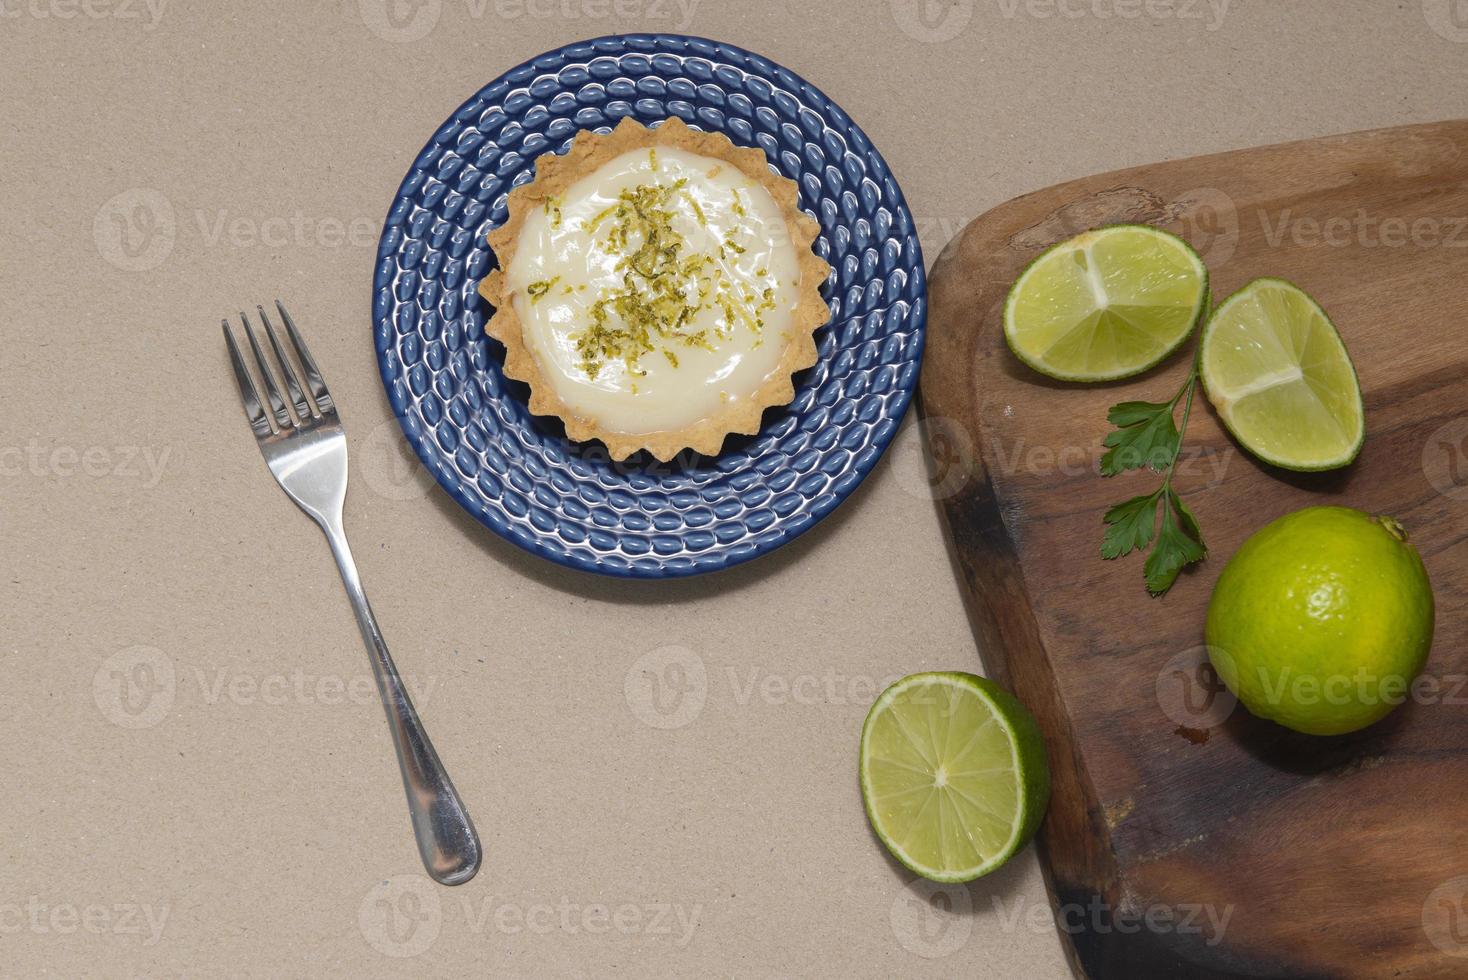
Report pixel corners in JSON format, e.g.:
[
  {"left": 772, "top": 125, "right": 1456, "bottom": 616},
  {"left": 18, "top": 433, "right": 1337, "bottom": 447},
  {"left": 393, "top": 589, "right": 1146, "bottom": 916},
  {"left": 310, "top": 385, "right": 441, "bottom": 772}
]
[{"left": 223, "top": 301, "right": 335, "bottom": 436}]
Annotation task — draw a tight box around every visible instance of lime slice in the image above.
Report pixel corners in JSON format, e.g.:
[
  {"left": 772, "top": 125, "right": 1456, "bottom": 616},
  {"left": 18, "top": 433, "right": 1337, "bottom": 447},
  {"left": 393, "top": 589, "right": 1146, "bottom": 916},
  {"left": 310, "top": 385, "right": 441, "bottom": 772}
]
[
  {"left": 1003, "top": 224, "right": 1208, "bottom": 381},
  {"left": 1200, "top": 278, "right": 1364, "bottom": 471},
  {"left": 859, "top": 672, "right": 1050, "bottom": 883}
]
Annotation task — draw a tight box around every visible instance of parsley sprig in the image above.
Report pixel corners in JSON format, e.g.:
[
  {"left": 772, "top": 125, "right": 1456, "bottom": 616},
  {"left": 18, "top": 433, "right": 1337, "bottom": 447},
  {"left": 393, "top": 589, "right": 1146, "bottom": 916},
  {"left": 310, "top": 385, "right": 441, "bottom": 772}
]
[{"left": 1099, "top": 356, "right": 1208, "bottom": 596}]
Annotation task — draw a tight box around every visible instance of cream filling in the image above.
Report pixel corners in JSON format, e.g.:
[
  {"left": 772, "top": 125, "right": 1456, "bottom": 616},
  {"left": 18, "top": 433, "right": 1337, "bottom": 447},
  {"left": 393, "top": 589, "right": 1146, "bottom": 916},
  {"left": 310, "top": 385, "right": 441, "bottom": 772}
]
[{"left": 505, "top": 146, "right": 801, "bottom": 435}]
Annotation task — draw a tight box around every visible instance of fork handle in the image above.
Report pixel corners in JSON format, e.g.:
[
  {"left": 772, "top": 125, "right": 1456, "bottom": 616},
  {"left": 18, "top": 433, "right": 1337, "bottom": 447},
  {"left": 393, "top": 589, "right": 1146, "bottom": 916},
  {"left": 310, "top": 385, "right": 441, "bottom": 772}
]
[{"left": 320, "top": 519, "right": 482, "bottom": 886}]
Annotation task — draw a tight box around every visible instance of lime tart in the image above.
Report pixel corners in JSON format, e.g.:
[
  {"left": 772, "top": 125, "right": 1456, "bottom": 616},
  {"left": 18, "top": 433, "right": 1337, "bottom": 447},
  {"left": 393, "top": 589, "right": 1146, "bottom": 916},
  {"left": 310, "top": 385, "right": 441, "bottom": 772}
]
[{"left": 479, "top": 116, "right": 831, "bottom": 461}]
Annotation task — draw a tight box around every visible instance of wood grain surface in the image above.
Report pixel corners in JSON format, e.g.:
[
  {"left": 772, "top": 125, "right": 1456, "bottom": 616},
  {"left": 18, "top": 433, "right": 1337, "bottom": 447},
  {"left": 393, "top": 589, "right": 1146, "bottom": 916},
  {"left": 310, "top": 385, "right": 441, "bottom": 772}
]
[{"left": 921, "top": 120, "right": 1468, "bottom": 979}]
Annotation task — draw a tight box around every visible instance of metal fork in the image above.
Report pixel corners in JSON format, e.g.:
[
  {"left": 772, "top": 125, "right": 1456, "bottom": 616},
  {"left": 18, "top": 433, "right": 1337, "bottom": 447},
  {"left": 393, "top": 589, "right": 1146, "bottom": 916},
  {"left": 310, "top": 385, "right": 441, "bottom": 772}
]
[{"left": 222, "top": 301, "right": 481, "bottom": 886}]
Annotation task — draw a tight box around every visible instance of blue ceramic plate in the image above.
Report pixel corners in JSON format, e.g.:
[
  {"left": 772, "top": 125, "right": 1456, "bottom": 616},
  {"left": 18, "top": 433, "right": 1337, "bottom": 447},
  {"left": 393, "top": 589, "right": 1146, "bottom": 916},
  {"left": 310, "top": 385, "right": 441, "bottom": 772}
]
[{"left": 373, "top": 34, "right": 926, "bottom": 578}]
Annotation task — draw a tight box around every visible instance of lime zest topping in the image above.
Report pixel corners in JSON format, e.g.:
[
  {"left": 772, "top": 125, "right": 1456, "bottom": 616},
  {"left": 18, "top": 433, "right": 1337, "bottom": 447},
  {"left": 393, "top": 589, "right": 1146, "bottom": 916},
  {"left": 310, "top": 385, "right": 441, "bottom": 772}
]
[
  {"left": 526, "top": 276, "right": 560, "bottom": 303},
  {"left": 682, "top": 191, "right": 707, "bottom": 227},
  {"left": 588, "top": 201, "right": 620, "bottom": 232},
  {"left": 567, "top": 177, "right": 778, "bottom": 381}
]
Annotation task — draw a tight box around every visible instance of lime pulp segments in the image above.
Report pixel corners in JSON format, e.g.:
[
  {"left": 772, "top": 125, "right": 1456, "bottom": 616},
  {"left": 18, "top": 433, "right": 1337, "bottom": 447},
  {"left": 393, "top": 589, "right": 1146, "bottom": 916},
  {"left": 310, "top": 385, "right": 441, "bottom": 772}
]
[
  {"left": 1200, "top": 278, "right": 1364, "bottom": 471},
  {"left": 859, "top": 672, "right": 1050, "bottom": 883},
  {"left": 1003, "top": 224, "right": 1209, "bottom": 381}
]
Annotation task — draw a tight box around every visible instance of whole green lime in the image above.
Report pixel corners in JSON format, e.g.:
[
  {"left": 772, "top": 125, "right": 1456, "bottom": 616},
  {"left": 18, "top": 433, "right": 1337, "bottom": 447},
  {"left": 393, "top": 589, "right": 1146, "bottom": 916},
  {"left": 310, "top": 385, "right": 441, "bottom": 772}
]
[{"left": 1205, "top": 506, "right": 1434, "bottom": 735}]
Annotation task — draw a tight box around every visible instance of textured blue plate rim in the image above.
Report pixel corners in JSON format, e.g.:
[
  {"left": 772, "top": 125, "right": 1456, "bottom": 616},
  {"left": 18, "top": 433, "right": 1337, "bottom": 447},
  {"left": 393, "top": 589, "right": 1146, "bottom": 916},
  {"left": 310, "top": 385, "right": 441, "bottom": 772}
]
[{"left": 372, "top": 32, "right": 927, "bottom": 579}]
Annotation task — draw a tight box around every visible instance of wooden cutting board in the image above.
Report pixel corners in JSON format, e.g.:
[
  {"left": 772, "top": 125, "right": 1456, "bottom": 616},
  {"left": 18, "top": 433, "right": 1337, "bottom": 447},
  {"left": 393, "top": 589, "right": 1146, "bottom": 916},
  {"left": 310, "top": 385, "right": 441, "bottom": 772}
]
[{"left": 922, "top": 120, "right": 1468, "bottom": 979}]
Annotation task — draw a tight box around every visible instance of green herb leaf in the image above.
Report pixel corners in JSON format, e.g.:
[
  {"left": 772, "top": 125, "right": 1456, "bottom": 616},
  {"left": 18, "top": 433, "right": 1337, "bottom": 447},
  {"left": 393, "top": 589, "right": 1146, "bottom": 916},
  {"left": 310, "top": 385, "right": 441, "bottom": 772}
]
[
  {"left": 1142, "top": 490, "right": 1208, "bottom": 595},
  {"left": 1106, "top": 399, "right": 1170, "bottom": 428},
  {"left": 1100, "top": 492, "right": 1161, "bottom": 560},
  {"left": 1170, "top": 488, "right": 1205, "bottom": 547},
  {"left": 1100, "top": 399, "right": 1180, "bottom": 476},
  {"left": 1097, "top": 367, "right": 1208, "bottom": 596}
]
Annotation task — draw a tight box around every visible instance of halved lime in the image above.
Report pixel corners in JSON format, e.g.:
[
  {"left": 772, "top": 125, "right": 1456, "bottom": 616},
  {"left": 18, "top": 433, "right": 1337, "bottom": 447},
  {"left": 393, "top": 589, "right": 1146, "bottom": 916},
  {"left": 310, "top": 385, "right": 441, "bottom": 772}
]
[
  {"left": 1200, "top": 278, "right": 1364, "bottom": 471},
  {"left": 1003, "top": 224, "right": 1209, "bottom": 381},
  {"left": 859, "top": 672, "right": 1050, "bottom": 883}
]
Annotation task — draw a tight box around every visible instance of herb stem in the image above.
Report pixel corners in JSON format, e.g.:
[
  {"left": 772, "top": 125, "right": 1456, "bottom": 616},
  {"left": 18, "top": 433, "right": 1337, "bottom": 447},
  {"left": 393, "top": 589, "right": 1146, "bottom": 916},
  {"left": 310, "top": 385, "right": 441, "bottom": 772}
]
[
  {"left": 1163, "top": 369, "right": 1199, "bottom": 490},
  {"left": 1099, "top": 332, "right": 1210, "bottom": 594}
]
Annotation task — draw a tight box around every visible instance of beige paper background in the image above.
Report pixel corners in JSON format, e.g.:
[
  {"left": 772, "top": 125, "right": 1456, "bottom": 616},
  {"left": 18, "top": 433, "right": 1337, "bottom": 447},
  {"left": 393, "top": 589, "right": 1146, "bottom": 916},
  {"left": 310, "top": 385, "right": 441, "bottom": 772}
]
[{"left": 3, "top": 1, "right": 1464, "bottom": 976}]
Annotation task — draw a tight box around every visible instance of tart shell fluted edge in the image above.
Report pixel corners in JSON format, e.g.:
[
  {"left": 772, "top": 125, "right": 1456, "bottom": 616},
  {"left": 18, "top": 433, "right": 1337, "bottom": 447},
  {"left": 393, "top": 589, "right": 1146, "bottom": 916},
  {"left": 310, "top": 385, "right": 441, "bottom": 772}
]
[{"left": 478, "top": 115, "right": 832, "bottom": 462}]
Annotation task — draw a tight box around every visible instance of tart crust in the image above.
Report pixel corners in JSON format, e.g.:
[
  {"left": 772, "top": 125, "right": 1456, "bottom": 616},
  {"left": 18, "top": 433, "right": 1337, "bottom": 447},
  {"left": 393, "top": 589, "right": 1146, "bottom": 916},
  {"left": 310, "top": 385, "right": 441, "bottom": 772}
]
[{"left": 479, "top": 116, "right": 831, "bottom": 462}]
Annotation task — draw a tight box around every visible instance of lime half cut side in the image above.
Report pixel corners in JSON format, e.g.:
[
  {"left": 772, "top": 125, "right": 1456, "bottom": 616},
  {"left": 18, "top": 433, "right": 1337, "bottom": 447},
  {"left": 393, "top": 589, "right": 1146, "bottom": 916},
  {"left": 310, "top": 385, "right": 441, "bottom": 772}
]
[
  {"left": 1003, "top": 224, "right": 1209, "bottom": 382},
  {"left": 859, "top": 672, "right": 1050, "bottom": 883},
  {"left": 1200, "top": 278, "right": 1364, "bottom": 471}
]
